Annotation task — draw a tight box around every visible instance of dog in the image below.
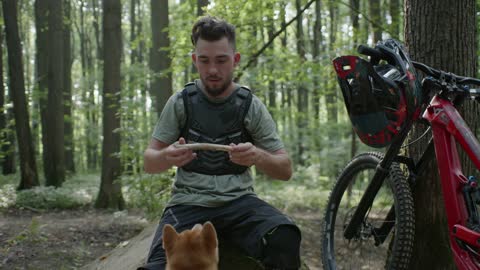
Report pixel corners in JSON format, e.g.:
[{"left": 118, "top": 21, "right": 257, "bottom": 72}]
[{"left": 163, "top": 221, "right": 219, "bottom": 270}]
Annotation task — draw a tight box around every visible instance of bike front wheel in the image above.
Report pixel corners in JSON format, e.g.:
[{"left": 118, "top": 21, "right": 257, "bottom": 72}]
[{"left": 321, "top": 152, "right": 414, "bottom": 270}]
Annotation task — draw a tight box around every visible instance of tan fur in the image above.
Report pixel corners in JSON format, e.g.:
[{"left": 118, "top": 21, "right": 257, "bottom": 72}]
[{"left": 163, "top": 222, "right": 219, "bottom": 270}]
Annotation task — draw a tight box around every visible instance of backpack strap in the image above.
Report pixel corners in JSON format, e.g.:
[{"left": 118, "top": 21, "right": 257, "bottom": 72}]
[{"left": 180, "top": 82, "right": 197, "bottom": 137}]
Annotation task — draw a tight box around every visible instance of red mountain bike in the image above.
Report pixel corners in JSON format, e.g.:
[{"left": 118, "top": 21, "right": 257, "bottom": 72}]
[{"left": 321, "top": 39, "right": 480, "bottom": 270}]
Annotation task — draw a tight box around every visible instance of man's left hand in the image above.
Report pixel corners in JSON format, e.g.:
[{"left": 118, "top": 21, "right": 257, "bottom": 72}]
[{"left": 229, "top": 142, "right": 260, "bottom": 167}]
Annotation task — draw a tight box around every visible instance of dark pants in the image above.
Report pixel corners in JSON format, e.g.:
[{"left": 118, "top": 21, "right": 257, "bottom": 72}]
[{"left": 138, "top": 195, "right": 301, "bottom": 270}]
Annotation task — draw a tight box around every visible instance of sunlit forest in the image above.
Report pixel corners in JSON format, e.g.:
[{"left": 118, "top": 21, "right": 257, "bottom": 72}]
[
  {"left": 0, "top": 0, "right": 401, "bottom": 201},
  {"left": 1, "top": 0, "right": 479, "bottom": 269}
]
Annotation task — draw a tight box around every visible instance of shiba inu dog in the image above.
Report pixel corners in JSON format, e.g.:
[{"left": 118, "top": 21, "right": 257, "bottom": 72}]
[{"left": 163, "top": 221, "right": 219, "bottom": 270}]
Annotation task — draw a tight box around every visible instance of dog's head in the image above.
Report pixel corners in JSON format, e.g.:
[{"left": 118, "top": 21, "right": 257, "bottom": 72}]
[{"left": 163, "top": 222, "right": 219, "bottom": 270}]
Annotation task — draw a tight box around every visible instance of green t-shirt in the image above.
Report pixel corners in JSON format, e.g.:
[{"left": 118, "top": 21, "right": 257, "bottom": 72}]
[{"left": 152, "top": 81, "right": 284, "bottom": 207}]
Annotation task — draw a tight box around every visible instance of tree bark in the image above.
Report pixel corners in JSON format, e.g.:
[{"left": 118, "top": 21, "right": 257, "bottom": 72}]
[
  {"left": 0, "top": 17, "right": 15, "bottom": 175},
  {"left": 197, "top": 0, "right": 208, "bottom": 16},
  {"left": 64, "top": 0, "right": 75, "bottom": 173},
  {"left": 95, "top": 0, "right": 125, "bottom": 209},
  {"left": 405, "top": 0, "right": 477, "bottom": 269},
  {"left": 295, "top": 0, "right": 308, "bottom": 165},
  {"left": 45, "top": 0, "right": 66, "bottom": 187},
  {"left": 149, "top": 0, "right": 172, "bottom": 115},
  {"left": 369, "top": 0, "right": 382, "bottom": 43},
  {"left": 389, "top": 0, "right": 401, "bottom": 39},
  {"left": 2, "top": 0, "right": 39, "bottom": 189}
]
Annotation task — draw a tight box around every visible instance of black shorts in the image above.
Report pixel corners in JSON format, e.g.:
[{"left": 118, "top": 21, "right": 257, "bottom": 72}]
[{"left": 138, "top": 195, "right": 300, "bottom": 270}]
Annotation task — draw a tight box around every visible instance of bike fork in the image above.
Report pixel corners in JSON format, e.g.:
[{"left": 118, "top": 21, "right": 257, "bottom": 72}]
[{"left": 343, "top": 126, "right": 412, "bottom": 240}]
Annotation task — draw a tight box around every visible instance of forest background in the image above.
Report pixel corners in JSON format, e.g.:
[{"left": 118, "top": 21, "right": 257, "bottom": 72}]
[
  {"left": 0, "top": 0, "right": 400, "bottom": 213},
  {"left": 0, "top": 0, "right": 478, "bottom": 241},
  {"left": 2, "top": 0, "right": 480, "bottom": 269}
]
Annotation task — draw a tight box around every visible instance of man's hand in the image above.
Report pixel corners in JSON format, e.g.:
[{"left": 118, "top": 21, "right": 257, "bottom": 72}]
[
  {"left": 229, "top": 142, "right": 292, "bottom": 180},
  {"left": 144, "top": 137, "right": 196, "bottom": 174},
  {"left": 164, "top": 137, "right": 197, "bottom": 167},
  {"left": 229, "top": 142, "right": 260, "bottom": 167}
]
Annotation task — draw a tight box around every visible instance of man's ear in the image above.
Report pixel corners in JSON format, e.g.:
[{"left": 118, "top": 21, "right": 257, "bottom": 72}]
[
  {"left": 234, "top": 52, "right": 241, "bottom": 67},
  {"left": 162, "top": 224, "right": 178, "bottom": 251},
  {"left": 192, "top": 53, "right": 197, "bottom": 65},
  {"left": 202, "top": 221, "right": 218, "bottom": 251}
]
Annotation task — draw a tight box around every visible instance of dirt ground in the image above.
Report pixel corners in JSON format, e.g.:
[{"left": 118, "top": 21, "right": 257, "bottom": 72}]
[{"left": 0, "top": 207, "right": 323, "bottom": 270}]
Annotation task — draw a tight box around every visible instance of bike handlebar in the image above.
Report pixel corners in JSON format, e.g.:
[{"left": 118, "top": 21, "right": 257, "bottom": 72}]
[{"left": 356, "top": 44, "right": 480, "bottom": 97}]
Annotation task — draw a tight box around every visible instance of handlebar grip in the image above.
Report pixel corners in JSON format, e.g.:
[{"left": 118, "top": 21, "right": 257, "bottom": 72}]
[{"left": 357, "top": 45, "right": 386, "bottom": 60}]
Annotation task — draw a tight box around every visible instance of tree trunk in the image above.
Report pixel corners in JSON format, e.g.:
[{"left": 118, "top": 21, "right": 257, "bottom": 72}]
[
  {"left": 45, "top": 0, "right": 65, "bottom": 187},
  {"left": 267, "top": 3, "right": 276, "bottom": 117},
  {"left": 389, "top": 0, "right": 401, "bottom": 39},
  {"left": 95, "top": 0, "right": 125, "bottom": 209},
  {"left": 350, "top": 0, "right": 360, "bottom": 47},
  {"left": 64, "top": 0, "right": 75, "bottom": 173},
  {"left": 197, "top": 0, "right": 208, "bottom": 15},
  {"left": 312, "top": 0, "right": 323, "bottom": 151},
  {"left": 0, "top": 18, "right": 14, "bottom": 175},
  {"left": 369, "top": 0, "right": 382, "bottom": 43},
  {"left": 149, "top": 0, "right": 172, "bottom": 115},
  {"left": 34, "top": 0, "right": 49, "bottom": 179},
  {"left": 2, "top": 0, "right": 39, "bottom": 189},
  {"left": 326, "top": 0, "right": 338, "bottom": 125},
  {"left": 296, "top": 0, "right": 308, "bottom": 166},
  {"left": 405, "top": 0, "right": 476, "bottom": 269}
]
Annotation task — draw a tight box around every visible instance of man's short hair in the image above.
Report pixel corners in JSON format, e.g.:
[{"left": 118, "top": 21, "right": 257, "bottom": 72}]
[{"left": 191, "top": 16, "right": 236, "bottom": 50}]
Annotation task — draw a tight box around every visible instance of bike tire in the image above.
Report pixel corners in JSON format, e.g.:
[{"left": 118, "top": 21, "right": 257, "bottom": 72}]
[{"left": 321, "top": 152, "right": 414, "bottom": 270}]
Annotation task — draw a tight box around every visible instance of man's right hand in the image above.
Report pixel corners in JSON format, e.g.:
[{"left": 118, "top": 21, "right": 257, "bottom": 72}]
[
  {"left": 164, "top": 137, "right": 197, "bottom": 167},
  {"left": 144, "top": 137, "right": 196, "bottom": 174}
]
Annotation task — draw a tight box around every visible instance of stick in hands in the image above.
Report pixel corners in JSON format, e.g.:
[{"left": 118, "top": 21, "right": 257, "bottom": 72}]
[
  {"left": 229, "top": 142, "right": 259, "bottom": 167},
  {"left": 166, "top": 137, "right": 197, "bottom": 167},
  {"left": 172, "top": 140, "right": 259, "bottom": 167}
]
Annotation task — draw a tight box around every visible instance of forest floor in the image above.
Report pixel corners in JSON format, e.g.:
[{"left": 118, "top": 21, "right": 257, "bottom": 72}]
[{"left": 0, "top": 207, "right": 323, "bottom": 270}]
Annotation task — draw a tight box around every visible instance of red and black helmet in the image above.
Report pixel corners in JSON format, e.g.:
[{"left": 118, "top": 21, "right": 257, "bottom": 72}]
[{"left": 333, "top": 39, "right": 422, "bottom": 148}]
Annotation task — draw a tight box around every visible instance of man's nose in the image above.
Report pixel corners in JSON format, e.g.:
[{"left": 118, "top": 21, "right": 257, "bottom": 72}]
[{"left": 208, "top": 64, "right": 218, "bottom": 74}]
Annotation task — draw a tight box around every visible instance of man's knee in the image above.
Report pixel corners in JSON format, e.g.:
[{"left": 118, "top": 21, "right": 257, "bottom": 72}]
[{"left": 261, "top": 225, "right": 302, "bottom": 270}]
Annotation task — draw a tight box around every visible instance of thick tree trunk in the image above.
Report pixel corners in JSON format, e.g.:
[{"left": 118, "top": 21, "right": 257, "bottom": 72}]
[
  {"left": 405, "top": 0, "right": 477, "bottom": 269},
  {"left": 45, "top": 0, "right": 66, "bottom": 187},
  {"left": 2, "top": 0, "right": 39, "bottom": 189},
  {"left": 34, "top": 0, "right": 49, "bottom": 179},
  {"left": 149, "top": 0, "right": 172, "bottom": 115},
  {"left": 95, "top": 0, "right": 125, "bottom": 209}
]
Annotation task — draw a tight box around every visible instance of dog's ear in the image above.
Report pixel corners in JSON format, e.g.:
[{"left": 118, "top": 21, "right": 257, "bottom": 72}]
[
  {"left": 162, "top": 224, "right": 178, "bottom": 251},
  {"left": 202, "top": 221, "right": 218, "bottom": 250}
]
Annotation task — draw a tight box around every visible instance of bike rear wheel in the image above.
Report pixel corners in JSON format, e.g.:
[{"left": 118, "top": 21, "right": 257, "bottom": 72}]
[{"left": 321, "top": 152, "right": 414, "bottom": 270}]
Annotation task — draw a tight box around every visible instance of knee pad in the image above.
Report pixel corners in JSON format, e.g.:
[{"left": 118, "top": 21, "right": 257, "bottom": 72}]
[{"left": 261, "top": 225, "right": 301, "bottom": 270}]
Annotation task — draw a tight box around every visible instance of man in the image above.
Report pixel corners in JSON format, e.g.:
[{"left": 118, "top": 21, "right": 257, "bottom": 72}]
[{"left": 140, "top": 16, "right": 301, "bottom": 270}]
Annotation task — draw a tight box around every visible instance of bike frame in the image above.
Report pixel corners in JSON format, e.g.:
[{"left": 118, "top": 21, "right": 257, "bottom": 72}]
[{"left": 424, "top": 94, "right": 480, "bottom": 270}]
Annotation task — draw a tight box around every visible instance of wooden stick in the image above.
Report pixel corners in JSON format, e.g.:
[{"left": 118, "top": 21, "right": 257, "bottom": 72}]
[{"left": 173, "top": 142, "right": 232, "bottom": 152}]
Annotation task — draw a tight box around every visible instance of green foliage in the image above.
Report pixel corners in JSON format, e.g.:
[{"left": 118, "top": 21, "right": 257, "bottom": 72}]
[
  {"left": 122, "top": 170, "right": 175, "bottom": 220},
  {"left": 15, "top": 186, "right": 91, "bottom": 210},
  {"left": 255, "top": 164, "right": 332, "bottom": 211},
  {"left": 0, "top": 184, "right": 16, "bottom": 208}
]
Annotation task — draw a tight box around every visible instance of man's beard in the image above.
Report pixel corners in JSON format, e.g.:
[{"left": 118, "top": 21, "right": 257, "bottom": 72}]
[{"left": 202, "top": 74, "right": 233, "bottom": 97}]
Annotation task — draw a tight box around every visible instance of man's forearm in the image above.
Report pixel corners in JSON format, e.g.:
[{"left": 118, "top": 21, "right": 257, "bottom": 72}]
[
  {"left": 254, "top": 149, "right": 292, "bottom": 180},
  {"left": 144, "top": 148, "right": 172, "bottom": 174}
]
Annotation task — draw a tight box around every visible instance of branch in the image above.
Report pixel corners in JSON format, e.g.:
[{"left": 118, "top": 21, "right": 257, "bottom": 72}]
[
  {"left": 173, "top": 142, "right": 232, "bottom": 152},
  {"left": 235, "top": 0, "right": 317, "bottom": 81}
]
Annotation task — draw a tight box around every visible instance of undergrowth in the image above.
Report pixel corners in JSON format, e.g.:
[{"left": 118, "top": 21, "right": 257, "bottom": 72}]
[{"left": 0, "top": 165, "right": 330, "bottom": 218}]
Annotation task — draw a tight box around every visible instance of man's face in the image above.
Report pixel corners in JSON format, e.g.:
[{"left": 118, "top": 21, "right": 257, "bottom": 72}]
[{"left": 192, "top": 37, "right": 240, "bottom": 97}]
